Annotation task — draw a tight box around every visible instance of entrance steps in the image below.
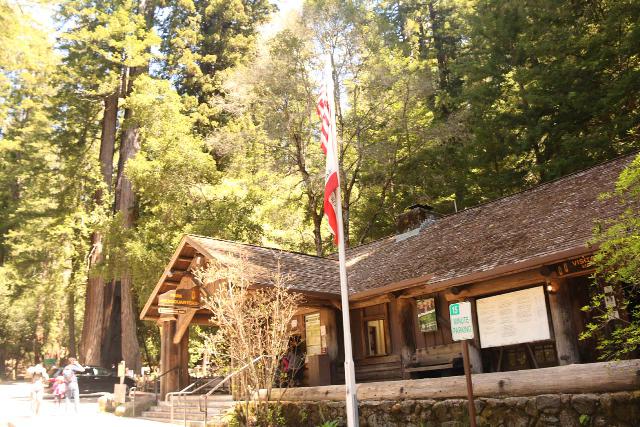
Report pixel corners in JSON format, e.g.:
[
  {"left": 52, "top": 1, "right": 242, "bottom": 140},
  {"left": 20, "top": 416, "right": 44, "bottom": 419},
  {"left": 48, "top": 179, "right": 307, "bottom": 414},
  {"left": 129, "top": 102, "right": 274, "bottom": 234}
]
[{"left": 140, "top": 394, "right": 236, "bottom": 426}]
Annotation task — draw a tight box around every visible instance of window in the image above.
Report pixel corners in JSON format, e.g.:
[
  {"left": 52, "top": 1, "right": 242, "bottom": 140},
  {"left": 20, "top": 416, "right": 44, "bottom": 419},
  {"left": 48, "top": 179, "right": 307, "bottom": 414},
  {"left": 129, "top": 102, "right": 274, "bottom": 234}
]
[
  {"left": 305, "top": 312, "right": 322, "bottom": 356},
  {"left": 366, "top": 319, "right": 386, "bottom": 356}
]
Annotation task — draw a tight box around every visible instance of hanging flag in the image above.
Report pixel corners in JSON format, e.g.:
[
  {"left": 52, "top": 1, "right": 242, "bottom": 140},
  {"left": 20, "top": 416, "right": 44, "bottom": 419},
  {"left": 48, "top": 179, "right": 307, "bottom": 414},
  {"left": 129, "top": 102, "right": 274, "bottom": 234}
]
[{"left": 316, "top": 82, "right": 339, "bottom": 244}]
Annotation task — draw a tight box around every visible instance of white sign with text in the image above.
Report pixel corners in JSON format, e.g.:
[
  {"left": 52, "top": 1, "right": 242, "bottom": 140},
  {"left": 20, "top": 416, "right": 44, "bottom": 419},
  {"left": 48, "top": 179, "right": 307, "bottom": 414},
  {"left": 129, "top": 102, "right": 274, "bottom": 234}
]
[
  {"left": 449, "top": 301, "right": 474, "bottom": 341},
  {"left": 476, "top": 286, "right": 551, "bottom": 348}
]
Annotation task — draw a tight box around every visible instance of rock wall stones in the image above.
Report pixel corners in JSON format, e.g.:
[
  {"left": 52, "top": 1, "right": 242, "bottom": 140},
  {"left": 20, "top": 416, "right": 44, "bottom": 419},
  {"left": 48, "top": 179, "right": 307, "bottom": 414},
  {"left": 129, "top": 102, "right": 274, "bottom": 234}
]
[{"left": 279, "top": 391, "right": 640, "bottom": 426}]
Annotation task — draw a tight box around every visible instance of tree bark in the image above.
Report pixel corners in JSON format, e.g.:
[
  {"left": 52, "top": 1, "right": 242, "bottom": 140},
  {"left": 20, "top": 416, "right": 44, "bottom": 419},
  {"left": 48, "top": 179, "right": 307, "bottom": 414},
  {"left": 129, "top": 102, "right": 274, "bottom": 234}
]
[
  {"left": 114, "top": 67, "right": 143, "bottom": 372},
  {"left": 101, "top": 280, "right": 122, "bottom": 368},
  {"left": 67, "top": 289, "right": 76, "bottom": 358},
  {"left": 112, "top": 0, "right": 153, "bottom": 373},
  {"left": 79, "top": 91, "right": 118, "bottom": 365}
]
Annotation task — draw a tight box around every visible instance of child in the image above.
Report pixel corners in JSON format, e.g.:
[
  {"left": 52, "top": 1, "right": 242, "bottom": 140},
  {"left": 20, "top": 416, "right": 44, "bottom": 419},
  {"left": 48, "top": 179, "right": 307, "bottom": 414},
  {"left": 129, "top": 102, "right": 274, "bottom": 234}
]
[{"left": 53, "top": 375, "right": 66, "bottom": 407}]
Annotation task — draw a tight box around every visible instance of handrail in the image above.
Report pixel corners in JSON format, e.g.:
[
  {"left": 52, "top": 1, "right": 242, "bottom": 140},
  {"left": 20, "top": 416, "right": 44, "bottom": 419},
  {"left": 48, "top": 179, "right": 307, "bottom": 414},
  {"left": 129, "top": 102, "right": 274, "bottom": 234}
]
[
  {"left": 200, "top": 355, "right": 276, "bottom": 425},
  {"left": 167, "top": 376, "right": 224, "bottom": 424},
  {"left": 152, "top": 366, "right": 181, "bottom": 402},
  {"left": 129, "top": 386, "right": 137, "bottom": 416}
]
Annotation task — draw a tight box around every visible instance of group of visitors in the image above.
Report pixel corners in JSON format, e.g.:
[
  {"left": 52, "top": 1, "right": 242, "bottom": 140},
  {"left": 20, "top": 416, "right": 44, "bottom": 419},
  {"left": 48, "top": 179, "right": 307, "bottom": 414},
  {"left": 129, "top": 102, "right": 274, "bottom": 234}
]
[{"left": 27, "top": 357, "right": 85, "bottom": 415}]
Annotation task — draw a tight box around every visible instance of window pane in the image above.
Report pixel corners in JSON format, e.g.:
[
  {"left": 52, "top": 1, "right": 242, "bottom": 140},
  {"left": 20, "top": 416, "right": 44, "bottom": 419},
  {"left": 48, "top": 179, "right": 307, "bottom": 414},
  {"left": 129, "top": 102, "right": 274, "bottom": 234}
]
[
  {"left": 305, "top": 313, "right": 322, "bottom": 356},
  {"left": 366, "top": 319, "right": 386, "bottom": 356}
]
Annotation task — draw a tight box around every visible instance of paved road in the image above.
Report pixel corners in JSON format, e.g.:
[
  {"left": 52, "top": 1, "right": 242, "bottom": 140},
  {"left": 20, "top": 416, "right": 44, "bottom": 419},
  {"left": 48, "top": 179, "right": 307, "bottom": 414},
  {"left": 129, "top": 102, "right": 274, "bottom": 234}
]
[{"left": 0, "top": 381, "right": 166, "bottom": 427}]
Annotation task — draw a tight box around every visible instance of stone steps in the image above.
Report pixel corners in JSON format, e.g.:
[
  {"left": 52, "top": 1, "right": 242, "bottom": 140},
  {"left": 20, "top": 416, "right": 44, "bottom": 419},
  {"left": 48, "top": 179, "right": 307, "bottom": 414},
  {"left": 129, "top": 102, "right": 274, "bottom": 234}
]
[{"left": 139, "top": 394, "right": 235, "bottom": 427}]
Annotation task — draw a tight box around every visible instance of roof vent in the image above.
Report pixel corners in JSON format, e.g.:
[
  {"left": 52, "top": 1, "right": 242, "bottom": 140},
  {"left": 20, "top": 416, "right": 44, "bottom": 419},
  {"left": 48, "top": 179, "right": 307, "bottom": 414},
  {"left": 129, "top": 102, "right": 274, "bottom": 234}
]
[{"left": 395, "top": 204, "right": 441, "bottom": 242}]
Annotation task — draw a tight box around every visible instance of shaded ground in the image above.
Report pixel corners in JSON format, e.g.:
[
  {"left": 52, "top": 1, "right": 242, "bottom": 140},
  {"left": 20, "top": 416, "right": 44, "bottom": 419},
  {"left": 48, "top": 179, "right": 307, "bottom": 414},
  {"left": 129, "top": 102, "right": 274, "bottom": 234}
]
[{"left": 0, "top": 381, "right": 165, "bottom": 427}]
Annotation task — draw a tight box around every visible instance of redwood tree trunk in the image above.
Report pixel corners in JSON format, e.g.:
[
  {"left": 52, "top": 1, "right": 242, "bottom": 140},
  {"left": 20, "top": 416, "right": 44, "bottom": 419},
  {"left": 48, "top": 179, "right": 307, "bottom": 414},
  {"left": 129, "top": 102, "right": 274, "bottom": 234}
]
[
  {"left": 115, "top": 71, "right": 143, "bottom": 373},
  {"left": 79, "top": 91, "right": 117, "bottom": 365}
]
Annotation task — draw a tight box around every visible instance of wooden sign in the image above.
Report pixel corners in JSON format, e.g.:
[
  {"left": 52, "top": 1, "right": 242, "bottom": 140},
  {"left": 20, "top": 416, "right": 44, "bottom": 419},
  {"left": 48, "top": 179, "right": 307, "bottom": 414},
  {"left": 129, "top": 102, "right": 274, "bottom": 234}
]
[
  {"left": 158, "top": 307, "right": 187, "bottom": 315},
  {"left": 158, "top": 288, "right": 200, "bottom": 309},
  {"left": 550, "top": 254, "right": 595, "bottom": 277}
]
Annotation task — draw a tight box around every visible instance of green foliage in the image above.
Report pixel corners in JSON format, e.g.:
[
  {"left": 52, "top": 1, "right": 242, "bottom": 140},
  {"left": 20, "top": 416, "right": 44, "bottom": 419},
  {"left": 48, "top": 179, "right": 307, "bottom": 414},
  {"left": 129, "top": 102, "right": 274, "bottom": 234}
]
[
  {"left": 2, "top": 0, "right": 640, "bottom": 369},
  {"left": 582, "top": 154, "right": 640, "bottom": 359},
  {"left": 158, "top": 0, "right": 275, "bottom": 137},
  {"left": 462, "top": 0, "right": 640, "bottom": 187},
  {"left": 579, "top": 414, "right": 590, "bottom": 425}
]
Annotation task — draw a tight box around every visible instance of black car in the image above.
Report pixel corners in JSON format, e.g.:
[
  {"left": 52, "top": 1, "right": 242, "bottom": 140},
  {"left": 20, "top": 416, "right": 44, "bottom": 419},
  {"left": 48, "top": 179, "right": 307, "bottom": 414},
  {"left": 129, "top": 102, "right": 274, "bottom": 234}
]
[{"left": 47, "top": 365, "right": 135, "bottom": 394}]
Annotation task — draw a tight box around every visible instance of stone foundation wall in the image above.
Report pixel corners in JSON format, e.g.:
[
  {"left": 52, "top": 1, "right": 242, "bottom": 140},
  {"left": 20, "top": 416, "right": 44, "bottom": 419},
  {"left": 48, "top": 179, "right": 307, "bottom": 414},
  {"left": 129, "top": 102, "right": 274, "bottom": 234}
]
[{"left": 278, "top": 391, "right": 640, "bottom": 427}]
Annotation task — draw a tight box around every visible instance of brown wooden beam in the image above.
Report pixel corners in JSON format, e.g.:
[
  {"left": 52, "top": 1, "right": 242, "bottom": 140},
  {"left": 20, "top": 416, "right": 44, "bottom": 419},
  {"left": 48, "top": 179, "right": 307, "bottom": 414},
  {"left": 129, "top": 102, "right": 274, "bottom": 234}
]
[
  {"left": 349, "top": 294, "right": 391, "bottom": 310},
  {"left": 444, "top": 269, "right": 545, "bottom": 301}
]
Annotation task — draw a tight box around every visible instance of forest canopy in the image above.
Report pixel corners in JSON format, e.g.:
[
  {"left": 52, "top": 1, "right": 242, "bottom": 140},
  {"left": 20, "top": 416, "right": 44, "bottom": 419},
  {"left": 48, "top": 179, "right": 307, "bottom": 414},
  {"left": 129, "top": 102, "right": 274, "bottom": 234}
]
[{"left": 0, "top": 0, "right": 638, "bottom": 370}]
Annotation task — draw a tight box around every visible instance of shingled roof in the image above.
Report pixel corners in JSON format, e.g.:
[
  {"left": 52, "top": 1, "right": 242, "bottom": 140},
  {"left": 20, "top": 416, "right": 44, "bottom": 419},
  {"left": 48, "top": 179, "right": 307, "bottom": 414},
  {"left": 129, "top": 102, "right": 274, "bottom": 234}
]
[
  {"left": 343, "top": 153, "right": 636, "bottom": 294},
  {"left": 141, "top": 153, "right": 637, "bottom": 320},
  {"left": 186, "top": 235, "right": 340, "bottom": 295}
]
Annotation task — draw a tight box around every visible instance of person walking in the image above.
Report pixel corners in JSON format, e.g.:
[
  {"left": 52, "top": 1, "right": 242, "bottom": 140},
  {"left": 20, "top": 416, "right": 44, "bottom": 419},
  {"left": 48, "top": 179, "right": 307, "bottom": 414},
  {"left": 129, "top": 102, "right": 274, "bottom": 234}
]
[
  {"left": 62, "top": 357, "right": 85, "bottom": 413},
  {"left": 26, "top": 363, "right": 48, "bottom": 415}
]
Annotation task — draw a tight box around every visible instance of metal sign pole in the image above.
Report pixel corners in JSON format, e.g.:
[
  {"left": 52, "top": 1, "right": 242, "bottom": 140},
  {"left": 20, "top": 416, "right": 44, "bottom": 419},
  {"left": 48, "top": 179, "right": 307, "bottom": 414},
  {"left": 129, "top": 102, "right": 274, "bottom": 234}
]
[{"left": 462, "top": 340, "right": 477, "bottom": 427}]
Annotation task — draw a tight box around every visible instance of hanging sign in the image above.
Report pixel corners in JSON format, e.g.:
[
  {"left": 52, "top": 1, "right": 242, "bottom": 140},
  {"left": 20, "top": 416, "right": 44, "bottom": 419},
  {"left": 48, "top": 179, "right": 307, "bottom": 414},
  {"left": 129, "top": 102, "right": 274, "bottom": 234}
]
[
  {"left": 449, "top": 301, "right": 474, "bottom": 341},
  {"left": 158, "top": 288, "right": 200, "bottom": 309},
  {"left": 158, "top": 307, "right": 187, "bottom": 315}
]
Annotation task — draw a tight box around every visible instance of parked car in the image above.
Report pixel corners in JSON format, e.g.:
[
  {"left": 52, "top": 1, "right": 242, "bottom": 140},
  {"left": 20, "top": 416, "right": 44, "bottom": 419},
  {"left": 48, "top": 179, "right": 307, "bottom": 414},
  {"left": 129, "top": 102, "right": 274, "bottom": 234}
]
[{"left": 46, "top": 365, "right": 135, "bottom": 394}]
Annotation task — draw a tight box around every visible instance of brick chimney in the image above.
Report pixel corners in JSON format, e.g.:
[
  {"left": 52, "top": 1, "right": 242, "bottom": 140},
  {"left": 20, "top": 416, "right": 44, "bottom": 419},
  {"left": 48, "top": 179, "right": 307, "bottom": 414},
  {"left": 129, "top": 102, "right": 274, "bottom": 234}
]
[{"left": 395, "top": 204, "right": 441, "bottom": 241}]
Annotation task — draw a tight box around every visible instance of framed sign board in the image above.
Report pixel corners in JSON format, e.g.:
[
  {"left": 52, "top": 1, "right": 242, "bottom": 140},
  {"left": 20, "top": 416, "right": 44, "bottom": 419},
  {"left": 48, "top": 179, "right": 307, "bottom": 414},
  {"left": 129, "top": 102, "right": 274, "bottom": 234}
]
[
  {"left": 417, "top": 297, "right": 438, "bottom": 332},
  {"left": 476, "top": 286, "right": 550, "bottom": 348}
]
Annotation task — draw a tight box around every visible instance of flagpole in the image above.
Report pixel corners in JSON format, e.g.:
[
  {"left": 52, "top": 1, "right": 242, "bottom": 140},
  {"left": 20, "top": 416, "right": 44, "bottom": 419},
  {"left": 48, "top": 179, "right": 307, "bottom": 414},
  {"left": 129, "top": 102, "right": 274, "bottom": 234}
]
[
  {"left": 327, "top": 67, "right": 359, "bottom": 427},
  {"left": 335, "top": 185, "right": 359, "bottom": 427}
]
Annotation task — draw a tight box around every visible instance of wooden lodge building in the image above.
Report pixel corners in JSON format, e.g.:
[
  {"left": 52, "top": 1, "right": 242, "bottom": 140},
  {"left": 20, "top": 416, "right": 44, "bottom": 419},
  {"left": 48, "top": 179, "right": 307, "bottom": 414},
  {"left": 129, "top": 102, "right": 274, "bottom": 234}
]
[{"left": 140, "top": 154, "right": 636, "bottom": 397}]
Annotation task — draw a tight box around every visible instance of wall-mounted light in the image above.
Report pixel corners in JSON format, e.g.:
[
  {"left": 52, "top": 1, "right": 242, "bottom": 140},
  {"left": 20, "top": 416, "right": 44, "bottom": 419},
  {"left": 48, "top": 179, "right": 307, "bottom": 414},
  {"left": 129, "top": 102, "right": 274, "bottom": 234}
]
[{"left": 546, "top": 280, "right": 557, "bottom": 294}]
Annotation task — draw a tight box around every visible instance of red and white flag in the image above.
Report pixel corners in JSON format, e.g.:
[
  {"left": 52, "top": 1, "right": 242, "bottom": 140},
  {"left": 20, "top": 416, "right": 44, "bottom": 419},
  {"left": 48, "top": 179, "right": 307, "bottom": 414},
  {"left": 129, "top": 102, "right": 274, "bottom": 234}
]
[{"left": 316, "top": 77, "right": 340, "bottom": 244}]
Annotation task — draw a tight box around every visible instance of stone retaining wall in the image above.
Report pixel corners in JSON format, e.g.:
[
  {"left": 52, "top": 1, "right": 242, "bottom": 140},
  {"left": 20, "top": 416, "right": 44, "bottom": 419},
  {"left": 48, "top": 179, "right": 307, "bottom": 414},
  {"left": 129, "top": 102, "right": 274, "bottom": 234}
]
[{"left": 278, "top": 391, "right": 640, "bottom": 426}]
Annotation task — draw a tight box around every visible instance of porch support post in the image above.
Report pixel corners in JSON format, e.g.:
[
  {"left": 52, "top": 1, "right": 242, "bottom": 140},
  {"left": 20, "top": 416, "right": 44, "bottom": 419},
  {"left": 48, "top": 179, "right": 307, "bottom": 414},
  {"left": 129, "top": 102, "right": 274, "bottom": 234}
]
[
  {"left": 394, "top": 297, "right": 415, "bottom": 377},
  {"left": 468, "top": 298, "right": 483, "bottom": 374},
  {"left": 159, "top": 319, "right": 190, "bottom": 399},
  {"left": 548, "top": 278, "right": 580, "bottom": 365},
  {"left": 323, "top": 307, "right": 340, "bottom": 383}
]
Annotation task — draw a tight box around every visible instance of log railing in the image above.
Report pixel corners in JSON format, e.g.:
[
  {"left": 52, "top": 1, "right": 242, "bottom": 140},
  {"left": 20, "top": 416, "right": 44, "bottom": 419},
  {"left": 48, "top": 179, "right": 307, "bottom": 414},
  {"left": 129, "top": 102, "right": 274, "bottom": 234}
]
[{"left": 265, "top": 359, "right": 640, "bottom": 402}]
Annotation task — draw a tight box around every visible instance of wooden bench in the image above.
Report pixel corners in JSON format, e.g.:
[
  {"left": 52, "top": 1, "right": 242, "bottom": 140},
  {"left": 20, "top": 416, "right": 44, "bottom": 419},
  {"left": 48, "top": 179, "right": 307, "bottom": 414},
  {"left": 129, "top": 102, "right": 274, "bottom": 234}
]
[{"left": 404, "top": 343, "right": 462, "bottom": 378}]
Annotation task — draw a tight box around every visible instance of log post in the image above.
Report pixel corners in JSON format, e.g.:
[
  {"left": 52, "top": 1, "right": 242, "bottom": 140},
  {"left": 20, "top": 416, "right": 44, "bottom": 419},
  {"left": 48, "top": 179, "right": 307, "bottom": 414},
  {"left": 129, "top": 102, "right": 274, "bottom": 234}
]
[
  {"left": 548, "top": 278, "right": 580, "bottom": 365},
  {"left": 468, "top": 298, "right": 483, "bottom": 374},
  {"left": 159, "top": 319, "right": 189, "bottom": 399},
  {"left": 396, "top": 297, "right": 416, "bottom": 375}
]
